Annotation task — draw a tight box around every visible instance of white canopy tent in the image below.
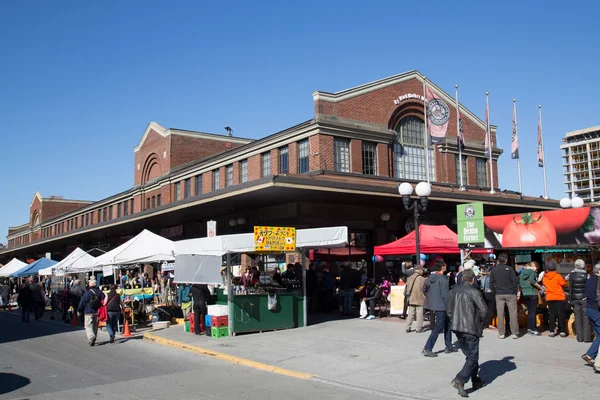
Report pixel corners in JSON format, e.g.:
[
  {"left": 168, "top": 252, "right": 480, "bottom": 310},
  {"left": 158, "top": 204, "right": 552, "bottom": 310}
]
[
  {"left": 39, "top": 248, "right": 99, "bottom": 276},
  {"left": 93, "top": 229, "right": 175, "bottom": 267},
  {"left": 0, "top": 258, "right": 28, "bottom": 278},
  {"left": 174, "top": 226, "right": 349, "bottom": 332},
  {"left": 174, "top": 226, "right": 349, "bottom": 256}
]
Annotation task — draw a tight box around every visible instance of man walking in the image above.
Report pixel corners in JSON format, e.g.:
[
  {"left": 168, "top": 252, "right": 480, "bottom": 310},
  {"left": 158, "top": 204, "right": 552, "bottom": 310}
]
[
  {"left": 422, "top": 259, "right": 456, "bottom": 357},
  {"left": 78, "top": 279, "right": 104, "bottom": 346},
  {"left": 447, "top": 269, "right": 488, "bottom": 397},
  {"left": 582, "top": 263, "right": 600, "bottom": 371},
  {"left": 405, "top": 266, "right": 426, "bottom": 333},
  {"left": 490, "top": 253, "right": 519, "bottom": 339},
  {"left": 17, "top": 280, "right": 34, "bottom": 323}
]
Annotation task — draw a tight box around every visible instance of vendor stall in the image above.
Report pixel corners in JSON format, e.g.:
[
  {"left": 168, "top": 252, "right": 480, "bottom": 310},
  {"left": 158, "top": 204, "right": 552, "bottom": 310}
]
[
  {"left": 11, "top": 258, "right": 58, "bottom": 278},
  {"left": 174, "top": 226, "right": 348, "bottom": 336},
  {"left": 0, "top": 258, "right": 27, "bottom": 278}
]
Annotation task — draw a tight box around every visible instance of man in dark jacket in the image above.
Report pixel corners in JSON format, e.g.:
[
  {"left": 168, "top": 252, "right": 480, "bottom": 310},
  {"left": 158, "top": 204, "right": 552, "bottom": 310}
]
[
  {"left": 78, "top": 279, "right": 105, "bottom": 346},
  {"left": 489, "top": 253, "right": 519, "bottom": 339},
  {"left": 568, "top": 259, "right": 592, "bottom": 342},
  {"left": 70, "top": 280, "right": 85, "bottom": 324},
  {"left": 363, "top": 280, "right": 382, "bottom": 320},
  {"left": 447, "top": 269, "right": 488, "bottom": 397},
  {"left": 17, "top": 280, "right": 34, "bottom": 323},
  {"left": 191, "top": 284, "right": 211, "bottom": 335},
  {"left": 339, "top": 265, "right": 356, "bottom": 316},
  {"left": 422, "top": 259, "right": 456, "bottom": 357},
  {"left": 0, "top": 283, "right": 10, "bottom": 310}
]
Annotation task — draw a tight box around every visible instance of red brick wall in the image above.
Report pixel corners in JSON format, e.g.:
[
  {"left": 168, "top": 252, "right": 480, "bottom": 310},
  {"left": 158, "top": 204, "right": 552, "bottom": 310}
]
[
  {"left": 270, "top": 149, "right": 279, "bottom": 175},
  {"left": 233, "top": 162, "right": 240, "bottom": 184},
  {"left": 219, "top": 167, "right": 226, "bottom": 189},
  {"left": 134, "top": 128, "right": 170, "bottom": 186},
  {"left": 350, "top": 139, "right": 362, "bottom": 173},
  {"left": 248, "top": 155, "right": 261, "bottom": 181},
  {"left": 203, "top": 172, "right": 213, "bottom": 194},
  {"left": 376, "top": 143, "right": 389, "bottom": 177},
  {"left": 288, "top": 143, "right": 298, "bottom": 174},
  {"left": 309, "top": 135, "right": 321, "bottom": 171},
  {"left": 318, "top": 135, "right": 334, "bottom": 171},
  {"left": 170, "top": 136, "right": 246, "bottom": 170},
  {"left": 42, "top": 201, "right": 90, "bottom": 223}
]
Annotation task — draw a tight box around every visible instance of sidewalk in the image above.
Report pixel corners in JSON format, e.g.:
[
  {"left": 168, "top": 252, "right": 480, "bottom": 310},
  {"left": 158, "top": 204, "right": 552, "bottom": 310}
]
[{"left": 146, "top": 317, "right": 599, "bottom": 399}]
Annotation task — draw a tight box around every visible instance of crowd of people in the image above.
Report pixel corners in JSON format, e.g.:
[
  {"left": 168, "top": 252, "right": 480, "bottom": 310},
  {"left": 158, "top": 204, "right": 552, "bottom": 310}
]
[{"left": 401, "top": 253, "right": 600, "bottom": 397}]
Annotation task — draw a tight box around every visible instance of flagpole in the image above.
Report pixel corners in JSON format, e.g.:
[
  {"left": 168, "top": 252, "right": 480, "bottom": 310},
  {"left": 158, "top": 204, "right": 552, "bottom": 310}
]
[
  {"left": 487, "top": 92, "right": 495, "bottom": 194},
  {"left": 422, "top": 76, "right": 431, "bottom": 184},
  {"left": 514, "top": 99, "right": 523, "bottom": 194},
  {"left": 455, "top": 85, "right": 464, "bottom": 190},
  {"left": 539, "top": 105, "right": 549, "bottom": 199}
]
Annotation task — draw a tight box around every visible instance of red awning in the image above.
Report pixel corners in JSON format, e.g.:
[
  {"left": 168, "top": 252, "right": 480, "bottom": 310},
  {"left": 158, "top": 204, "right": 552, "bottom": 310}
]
[
  {"left": 309, "top": 247, "right": 367, "bottom": 261},
  {"left": 374, "top": 225, "right": 492, "bottom": 256}
]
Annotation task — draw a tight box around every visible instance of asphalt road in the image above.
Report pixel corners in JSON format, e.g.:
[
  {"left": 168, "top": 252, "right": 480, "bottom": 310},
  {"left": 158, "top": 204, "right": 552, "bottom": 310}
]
[{"left": 0, "top": 311, "right": 391, "bottom": 400}]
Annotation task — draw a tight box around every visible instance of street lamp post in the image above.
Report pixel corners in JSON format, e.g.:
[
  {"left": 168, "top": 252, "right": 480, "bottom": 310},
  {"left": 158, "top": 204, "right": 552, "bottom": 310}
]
[{"left": 398, "top": 182, "right": 432, "bottom": 259}]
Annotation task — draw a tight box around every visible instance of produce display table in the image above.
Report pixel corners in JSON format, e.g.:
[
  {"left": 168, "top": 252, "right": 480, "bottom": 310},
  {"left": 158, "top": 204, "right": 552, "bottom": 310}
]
[
  {"left": 102, "top": 287, "right": 154, "bottom": 301},
  {"left": 230, "top": 291, "right": 304, "bottom": 335}
]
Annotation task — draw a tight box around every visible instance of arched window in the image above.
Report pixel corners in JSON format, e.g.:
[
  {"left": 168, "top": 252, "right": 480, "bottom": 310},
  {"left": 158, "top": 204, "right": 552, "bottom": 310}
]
[{"left": 393, "top": 116, "right": 435, "bottom": 181}]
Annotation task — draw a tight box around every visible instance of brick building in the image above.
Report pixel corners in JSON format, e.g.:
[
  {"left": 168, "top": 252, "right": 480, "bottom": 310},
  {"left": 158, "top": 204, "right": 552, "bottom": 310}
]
[{"left": 1, "top": 70, "right": 556, "bottom": 263}]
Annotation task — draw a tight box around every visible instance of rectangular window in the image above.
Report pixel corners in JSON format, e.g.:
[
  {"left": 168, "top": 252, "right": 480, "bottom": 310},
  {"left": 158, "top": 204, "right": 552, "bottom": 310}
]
[
  {"left": 80, "top": 215, "right": 84, "bottom": 227},
  {"left": 130, "top": 199, "right": 134, "bottom": 214},
  {"left": 476, "top": 158, "right": 488, "bottom": 187},
  {"left": 151, "top": 196, "right": 156, "bottom": 208},
  {"left": 123, "top": 201, "right": 129, "bottom": 216},
  {"left": 262, "top": 152, "right": 271, "bottom": 177},
  {"left": 86, "top": 213, "right": 90, "bottom": 226},
  {"left": 362, "top": 142, "right": 378, "bottom": 175},
  {"left": 74, "top": 218, "right": 78, "bottom": 229},
  {"left": 195, "top": 175, "right": 202, "bottom": 195},
  {"left": 185, "top": 178, "right": 191, "bottom": 198},
  {"left": 117, "top": 202, "right": 121, "bottom": 218},
  {"left": 157, "top": 194, "right": 161, "bottom": 207},
  {"left": 226, "top": 165, "right": 234, "bottom": 186},
  {"left": 240, "top": 160, "right": 248, "bottom": 183},
  {"left": 298, "top": 140, "right": 309, "bottom": 173},
  {"left": 175, "top": 182, "right": 181, "bottom": 201},
  {"left": 455, "top": 155, "right": 467, "bottom": 185},
  {"left": 146, "top": 197, "right": 151, "bottom": 210},
  {"left": 279, "top": 146, "right": 289, "bottom": 174},
  {"left": 213, "top": 169, "right": 220, "bottom": 190},
  {"left": 108, "top": 205, "right": 113, "bottom": 220},
  {"left": 103, "top": 208, "right": 107, "bottom": 222},
  {"left": 334, "top": 138, "right": 350, "bottom": 172}
]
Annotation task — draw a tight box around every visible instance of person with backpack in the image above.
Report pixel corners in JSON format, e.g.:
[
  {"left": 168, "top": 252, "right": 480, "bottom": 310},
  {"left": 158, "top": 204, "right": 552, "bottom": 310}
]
[
  {"left": 78, "top": 279, "right": 105, "bottom": 346},
  {"left": 103, "top": 285, "right": 125, "bottom": 344}
]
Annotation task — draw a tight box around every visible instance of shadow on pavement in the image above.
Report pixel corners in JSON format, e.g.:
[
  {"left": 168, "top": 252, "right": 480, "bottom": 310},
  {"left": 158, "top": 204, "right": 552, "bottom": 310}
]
[
  {"left": 0, "top": 373, "right": 31, "bottom": 395},
  {"left": 479, "top": 356, "right": 517, "bottom": 384},
  {"left": 0, "top": 311, "right": 81, "bottom": 345}
]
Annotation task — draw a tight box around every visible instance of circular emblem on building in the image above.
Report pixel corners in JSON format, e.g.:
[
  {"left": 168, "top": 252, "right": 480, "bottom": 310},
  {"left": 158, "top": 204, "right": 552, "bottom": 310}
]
[
  {"left": 464, "top": 205, "right": 476, "bottom": 219},
  {"left": 428, "top": 99, "right": 450, "bottom": 126}
]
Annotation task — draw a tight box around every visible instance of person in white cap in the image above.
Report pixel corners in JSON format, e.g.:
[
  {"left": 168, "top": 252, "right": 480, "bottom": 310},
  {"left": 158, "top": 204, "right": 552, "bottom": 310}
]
[{"left": 77, "top": 279, "right": 105, "bottom": 346}]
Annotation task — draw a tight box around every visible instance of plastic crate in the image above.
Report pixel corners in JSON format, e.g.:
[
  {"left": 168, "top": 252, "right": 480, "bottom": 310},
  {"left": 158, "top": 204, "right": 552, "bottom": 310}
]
[
  {"left": 211, "top": 315, "right": 228, "bottom": 327},
  {"left": 211, "top": 326, "right": 229, "bottom": 338},
  {"left": 205, "top": 314, "right": 212, "bottom": 328}
]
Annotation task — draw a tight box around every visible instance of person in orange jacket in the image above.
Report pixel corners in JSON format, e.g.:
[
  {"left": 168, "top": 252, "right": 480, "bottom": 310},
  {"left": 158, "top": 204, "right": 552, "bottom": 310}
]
[{"left": 542, "top": 262, "right": 568, "bottom": 337}]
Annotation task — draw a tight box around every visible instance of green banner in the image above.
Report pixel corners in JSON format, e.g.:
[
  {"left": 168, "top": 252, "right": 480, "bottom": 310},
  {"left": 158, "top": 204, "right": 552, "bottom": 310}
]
[{"left": 457, "top": 202, "right": 485, "bottom": 248}]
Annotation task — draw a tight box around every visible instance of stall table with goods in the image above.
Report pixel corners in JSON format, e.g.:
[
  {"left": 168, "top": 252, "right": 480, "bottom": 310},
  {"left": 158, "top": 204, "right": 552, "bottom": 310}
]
[{"left": 174, "top": 225, "right": 349, "bottom": 337}]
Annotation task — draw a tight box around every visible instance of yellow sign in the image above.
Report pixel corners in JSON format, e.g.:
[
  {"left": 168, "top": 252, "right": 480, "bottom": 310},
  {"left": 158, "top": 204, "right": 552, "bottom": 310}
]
[{"left": 254, "top": 226, "right": 296, "bottom": 251}]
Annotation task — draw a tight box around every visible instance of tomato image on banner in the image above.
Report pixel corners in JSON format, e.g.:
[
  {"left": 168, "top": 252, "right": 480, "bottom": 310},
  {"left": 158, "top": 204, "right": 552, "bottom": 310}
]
[{"left": 501, "top": 213, "right": 556, "bottom": 248}]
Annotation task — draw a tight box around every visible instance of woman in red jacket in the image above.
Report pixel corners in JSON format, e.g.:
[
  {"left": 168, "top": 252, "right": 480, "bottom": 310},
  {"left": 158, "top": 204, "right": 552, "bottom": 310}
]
[{"left": 542, "top": 262, "right": 567, "bottom": 337}]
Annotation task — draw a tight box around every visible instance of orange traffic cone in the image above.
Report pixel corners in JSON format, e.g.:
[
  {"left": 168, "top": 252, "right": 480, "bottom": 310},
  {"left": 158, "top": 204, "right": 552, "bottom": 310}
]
[{"left": 121, "top": 319, "right": 133, "bottom": 337}]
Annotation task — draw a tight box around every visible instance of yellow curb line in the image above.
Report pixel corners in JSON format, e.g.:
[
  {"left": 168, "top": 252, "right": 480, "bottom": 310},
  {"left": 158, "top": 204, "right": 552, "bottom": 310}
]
[{"left": 144, "top": 331, "right": 314, "bottom": 380}]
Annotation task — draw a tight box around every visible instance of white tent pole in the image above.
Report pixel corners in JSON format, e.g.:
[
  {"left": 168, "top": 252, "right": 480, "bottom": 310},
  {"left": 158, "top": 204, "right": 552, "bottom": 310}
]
[{"left": 226, "top": 253, "right": 233, "bottom": 337}]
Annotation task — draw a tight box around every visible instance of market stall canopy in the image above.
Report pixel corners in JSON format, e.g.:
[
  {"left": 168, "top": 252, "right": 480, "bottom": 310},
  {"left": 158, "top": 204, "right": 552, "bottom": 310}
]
[
  {"left": 174, "top": 226, "right": 349, "bottom": 256},
  {"left": 0, "top": 258, "right": 28, "bottom": 278},
  {"left": 12, "top": 258, "right": 58, "bottom": 278},
  {"left": 374, "top": 225, "right": 493, "bottom": 256},
  {"left": 93, "top": 229, "right": 175, "bottom": 267},
  {"left": 309, "top": 247, "right": 367, "bottom": 261},
  {"left": 52, "top": 248, "right": 98, "bottom": 275}
]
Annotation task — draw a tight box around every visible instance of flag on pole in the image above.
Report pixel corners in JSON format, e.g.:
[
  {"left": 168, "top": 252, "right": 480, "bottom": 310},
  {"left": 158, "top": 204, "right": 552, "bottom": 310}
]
[
  {"left": 511, "top": 101, "right": 519, "bottom": 159},
  {"left": 425, "top": 86, "right": 450, "bottom": 143},
  {"left": 456, "top": 104, "right": 464, "bottom": 151},
  {"left": 484, "top": 100, "right": 491, "bottom": 157},
  {"left": 537, "top": 110, "right": 544, "bottom": 167}
]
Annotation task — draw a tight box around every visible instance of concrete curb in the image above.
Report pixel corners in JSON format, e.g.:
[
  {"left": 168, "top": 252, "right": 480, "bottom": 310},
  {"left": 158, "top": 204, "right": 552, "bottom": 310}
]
[{"left": 143, "top": 331, "right": 314, "bottom": 380}]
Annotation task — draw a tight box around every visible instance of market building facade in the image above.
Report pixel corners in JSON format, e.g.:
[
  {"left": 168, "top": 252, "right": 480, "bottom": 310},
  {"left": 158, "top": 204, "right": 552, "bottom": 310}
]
[{"left": 1, "top": 70, "right": 558, "bottom": 264}]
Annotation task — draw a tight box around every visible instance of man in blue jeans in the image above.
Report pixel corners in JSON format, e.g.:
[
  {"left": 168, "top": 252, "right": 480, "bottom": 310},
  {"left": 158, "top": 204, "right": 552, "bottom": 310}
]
[
  {"left": 422, "top": 259, "right": 456, "bottom": 357},
  {"left": 582, "top": 263, "right": 600, "bottom": 372}
]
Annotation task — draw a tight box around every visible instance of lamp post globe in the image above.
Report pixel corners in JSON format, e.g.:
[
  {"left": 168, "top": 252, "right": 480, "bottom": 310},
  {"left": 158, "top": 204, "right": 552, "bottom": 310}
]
[
  {"left": 415, "top": 182, "right": 432, "bottom": 197},
  {"left": 559, "top": 198, "right": 572, "bottom": 209},
  {"left": 571, "top": 197, "right": 584, "bottom": 208},
  {"left": 398, "top": 182, "right": 414, "bottom": 196}
]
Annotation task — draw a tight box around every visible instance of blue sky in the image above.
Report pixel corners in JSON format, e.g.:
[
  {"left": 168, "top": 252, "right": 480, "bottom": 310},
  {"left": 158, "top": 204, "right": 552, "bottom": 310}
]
[{"left": 1, "top": 1, "right": 598, "bottom": 245}]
